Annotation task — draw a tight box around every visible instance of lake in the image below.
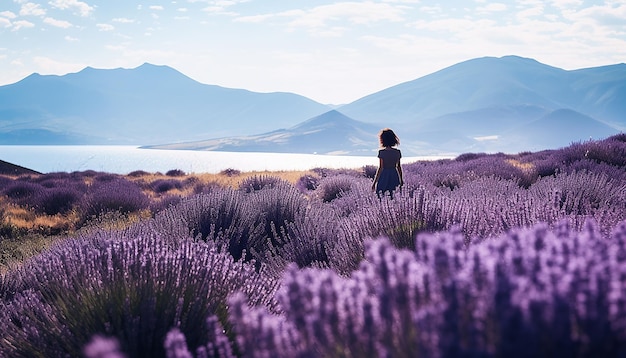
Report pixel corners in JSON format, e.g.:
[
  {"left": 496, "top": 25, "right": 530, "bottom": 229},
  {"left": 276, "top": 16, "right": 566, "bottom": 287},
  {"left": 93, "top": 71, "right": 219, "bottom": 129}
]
[{"left": 0, "top": 146, "right": 453, "bottom": 174}]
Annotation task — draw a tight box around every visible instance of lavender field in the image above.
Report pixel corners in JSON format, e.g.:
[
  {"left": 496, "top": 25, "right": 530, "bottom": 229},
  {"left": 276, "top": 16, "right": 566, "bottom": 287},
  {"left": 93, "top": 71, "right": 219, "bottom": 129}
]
[{"left": 1, "top": 134, "right": 626, "bottom": 357}]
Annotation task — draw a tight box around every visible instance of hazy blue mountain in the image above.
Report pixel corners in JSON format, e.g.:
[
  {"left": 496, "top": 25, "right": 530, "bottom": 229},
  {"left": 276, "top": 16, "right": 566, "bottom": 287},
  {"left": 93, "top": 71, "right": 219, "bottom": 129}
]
[
  {"left": 3, "top": 56, "right": 624, "bottom": 155},
  {"left": 498, "top": 109, "right": 621, "bottom": 152},
  {"left": 0, "top": 63, "right": 331, "bottom": 144},
  {"left": 144, "top": 110, "right": 380, "bottom": 155},
  {"left": 338, "top": 55, "right": 625, "bottom": 129},
  {"left": 0, "top": 128, "right": 98, "bottom": 145},
  {"left": 569, "top": 64, "right": 626, "bottom": 129},
  {"left": 147, "top": 56, "right": 624, "bottom": 156}
]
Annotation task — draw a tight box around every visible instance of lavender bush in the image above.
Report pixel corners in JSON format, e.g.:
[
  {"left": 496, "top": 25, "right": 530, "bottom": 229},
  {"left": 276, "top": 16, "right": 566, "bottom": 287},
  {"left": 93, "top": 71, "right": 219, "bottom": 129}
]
[
  {"left": 2, "top": 180, "right": 45, "bottom": 207},
  {"left": 151, "top": 189, "right": 255, "bottom": 261},
  {"left": 32, "top": 186, "right": 84, "bottom": 215},
  {"left": 127, "top": 170, "right": 151, "bottom": 177},
  {"left": 244, "top": 185, "right": 309, "bottom": 257},
  {"left": 79, "top": 178, "right": 150, "bottom": 223},
  {"left": 0, "top": 175, "right": 13, "bottom": 187},
  {"left": 221, "top": 219, "right": 626, "bottom": 357},
  {"left": 295, "top": 174, "right": 319, "bottom": 193},
  {"left": 0, "top": 228, "right": 279, "bottom": 357},
  {"left": 166, "top": 169, "right": 186, "bottom": 177},
  {"left": 317, "top": 174, "right": 358, "bottom": 202},
  {"left": 238, "top": 175, "right": 287, "bottom": 193},
  {"left": 1, "top": 135, "right": 626, "bottom": 357},
  {"left": 150, "top": 178, "right": 184, "bottom": 193},
  {"left": 362, "top": 164, "right": 378, "bottom": 179},
  {"left": 149, "top": 194, "right": 184, "bottom": 214},
  {"left": 220, "top": 168, "right": 241, "bottom": 177}
]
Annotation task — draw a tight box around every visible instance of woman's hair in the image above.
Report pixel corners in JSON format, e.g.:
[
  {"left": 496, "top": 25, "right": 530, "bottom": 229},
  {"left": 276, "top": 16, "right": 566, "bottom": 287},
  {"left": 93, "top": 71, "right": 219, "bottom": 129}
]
[{"left": 379, "top": 128, "right": 400, "bottom": 147}]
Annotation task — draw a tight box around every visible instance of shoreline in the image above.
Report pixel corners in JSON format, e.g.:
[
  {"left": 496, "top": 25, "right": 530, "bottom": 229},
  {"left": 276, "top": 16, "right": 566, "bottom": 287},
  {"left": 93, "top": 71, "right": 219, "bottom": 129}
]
[{"left": 0, "top": 145, "right": 456, "bottom": 175}]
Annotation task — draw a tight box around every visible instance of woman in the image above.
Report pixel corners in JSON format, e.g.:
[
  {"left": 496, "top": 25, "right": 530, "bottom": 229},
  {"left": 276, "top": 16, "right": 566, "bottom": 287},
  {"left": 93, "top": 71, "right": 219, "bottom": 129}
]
[{"left": 372, "top": 128, "right": 403, "bottom": 199}]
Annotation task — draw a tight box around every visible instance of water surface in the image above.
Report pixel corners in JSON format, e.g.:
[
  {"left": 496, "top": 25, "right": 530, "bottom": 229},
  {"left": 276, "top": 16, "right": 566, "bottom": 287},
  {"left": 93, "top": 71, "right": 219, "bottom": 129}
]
[{"left": 0, "top": 146, "right": 451, "bottom": 174}]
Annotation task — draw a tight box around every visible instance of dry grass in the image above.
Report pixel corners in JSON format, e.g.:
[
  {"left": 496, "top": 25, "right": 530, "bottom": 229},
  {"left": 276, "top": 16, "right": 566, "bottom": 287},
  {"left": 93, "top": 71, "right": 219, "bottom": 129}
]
[
  {"left": 198, "top": 169, "right": 316, "bottom": 186},
  {"left": 506, "top": 159, "right": 535, "bottom": 172},
  {"left": 2, "top": 204, "right": 76, "bottom": 233},
  {"left": 131, "top": 169, "right": 314, "bottom": 186},
  {"left": 0, "top": 169, "right": 317, "bottom": 272},
  {"left": 128, "top": 169, "right": 316, "bottom": 198},
  {"left": 0, "top": 234, "right": 64, "bottom": 275}
]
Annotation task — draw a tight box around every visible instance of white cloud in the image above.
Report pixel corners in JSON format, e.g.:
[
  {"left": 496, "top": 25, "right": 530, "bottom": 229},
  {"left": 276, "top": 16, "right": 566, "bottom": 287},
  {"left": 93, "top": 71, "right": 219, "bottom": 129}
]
[
  {"left": 65, "top": 35, "right": 78, "bottom": 41},
  {"left": 44, "top": 17, "right": 73, "bottom": 28},
  {"left": 410, "top": 17, "right": 497, "bottom": 35},
  {"left": 12, "top": 20, "right": 35, "bottom": 31},
  {"left": 567, "top": 1, "right": 626, "bottom": 24},
  {"left": 105, "top": 44, "right": 126, "bottom": 51},
  {"left": 48, "top": 0, "right": 95, "bottom": 17},
  {"left": 96, "top": 23, "right": 114, "bottom": 31},
  {"left": 200, "top": 4, "right": 237, "bottom": 15},
  {"left": 233, "top": 13, "right": 274, "bottom": 23},
  {"left": 150, "top": 5, "right": 164, "bottom": 11},
  {"left": 307, "top": 2, "right": 405, "bottom": 25},
  {"left": 419, "top": 6, "right": 443, "bottom": 15},
  {"left": 112, "top": 17, "right": 135, "bottom": 23},
  {"left": 550, "top": 0, "right": 583, "bottom": 9},
  {"left": 477, "top": 3, "right": 508, "bottom": 13},
  {"left": 235, "top": 2, "right": 406, "bottom": 35},
  {"left": 1, "top": 11, "right": 18, "bottom": 19},
  {"left": 197, "top": 0, "right": 248, "bottom": 16},
  {"left": 0, "top": 17, "right": 11, "bottom": 28},
  {"left": 516, "top": 4, "right": 545, "bottom": 20},
  {"left": 191, "top": 0, "right": 249, "bottom": 7},
  {"left": 20, "top": 2, "right": 47, "bottom": 17},
  {"left": 32, "top": 56, "right": 86, "bottom": 74}
]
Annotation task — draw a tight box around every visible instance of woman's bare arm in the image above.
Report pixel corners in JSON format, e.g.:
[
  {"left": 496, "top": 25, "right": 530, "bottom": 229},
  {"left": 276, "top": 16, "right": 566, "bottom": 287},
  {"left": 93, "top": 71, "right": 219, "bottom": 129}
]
[{"left": 372, "top": 158, "right": 383, "bottom": 191}]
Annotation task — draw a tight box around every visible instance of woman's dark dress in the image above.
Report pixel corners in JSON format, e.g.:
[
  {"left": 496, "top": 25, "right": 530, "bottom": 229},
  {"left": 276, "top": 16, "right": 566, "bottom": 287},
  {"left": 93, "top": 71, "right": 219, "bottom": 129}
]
[{"left": 376, "top": 148, "right": 401, "bottom": 193}]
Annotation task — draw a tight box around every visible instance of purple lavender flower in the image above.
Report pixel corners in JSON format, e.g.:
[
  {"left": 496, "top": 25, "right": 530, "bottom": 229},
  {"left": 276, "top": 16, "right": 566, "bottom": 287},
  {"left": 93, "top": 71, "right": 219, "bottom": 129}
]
[{"left": 83, "top": 335, "right": 127, "bottom": 358}]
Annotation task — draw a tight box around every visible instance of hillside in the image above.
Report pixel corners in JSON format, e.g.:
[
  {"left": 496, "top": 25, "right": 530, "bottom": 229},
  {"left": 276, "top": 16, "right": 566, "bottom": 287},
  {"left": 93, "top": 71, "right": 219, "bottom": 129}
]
[
  {"left": 155, "top": 56, "right": 624, "bottom": 155},
  {"left": 0, "top": 159, "right": 40, "bottom": 175},
  {"left": 338, "top": 56, "right": 625, "bottom": 128},
  {"left": 0, "top": 63, "right": 331, "bottom": 145},
  {"left": 145, "top": 110, "right": 380, "bottom": 155},
  {"left": 1, "top": 56, "right": 624, "bottom": 154}
]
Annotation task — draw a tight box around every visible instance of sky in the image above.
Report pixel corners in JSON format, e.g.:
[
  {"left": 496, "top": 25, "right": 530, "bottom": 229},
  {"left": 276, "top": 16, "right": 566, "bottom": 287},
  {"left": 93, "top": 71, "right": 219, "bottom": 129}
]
[{"left": 0, "top": 0, "right": 625, "bottom": 104}]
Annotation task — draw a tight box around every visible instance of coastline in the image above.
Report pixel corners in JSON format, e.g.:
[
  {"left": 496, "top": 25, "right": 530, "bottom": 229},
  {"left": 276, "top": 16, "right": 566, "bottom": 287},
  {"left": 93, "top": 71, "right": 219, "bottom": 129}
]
[{"left": 0, "top": 145, "right": 455, "bottom": 175}]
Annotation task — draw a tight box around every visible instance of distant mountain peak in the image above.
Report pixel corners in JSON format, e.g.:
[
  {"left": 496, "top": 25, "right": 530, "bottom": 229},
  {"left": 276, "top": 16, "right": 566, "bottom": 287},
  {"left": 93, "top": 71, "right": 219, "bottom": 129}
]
[
  {"left": 135, "top": 62, "right": 173, "bottom": 71},
  {"left": 2, "top": 55, "right": 624, "bottom": 155},
  {"left": 293, "top": 109, "right": 362, "bottom": 129},
  {"left": 0, "top": 62, "right": 330, "bottom": 146}
]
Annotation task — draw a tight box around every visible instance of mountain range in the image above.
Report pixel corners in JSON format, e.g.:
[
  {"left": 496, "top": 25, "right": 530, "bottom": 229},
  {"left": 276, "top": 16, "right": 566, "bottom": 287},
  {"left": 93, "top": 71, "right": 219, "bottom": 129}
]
[
  {"left": 1, "top": 55, "right": 624, "bottom": 155},
  {"left": 0, "top": 63, "right": 330, "bottom": 145}
]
